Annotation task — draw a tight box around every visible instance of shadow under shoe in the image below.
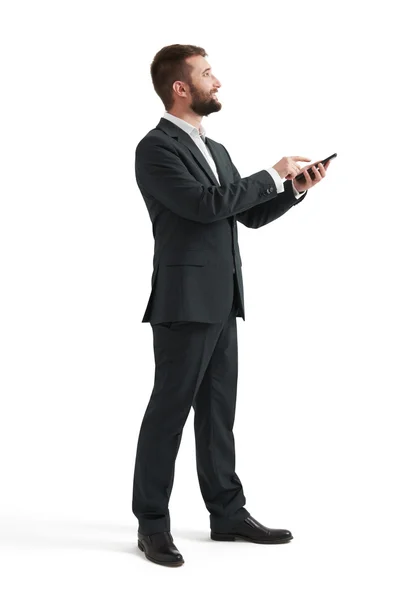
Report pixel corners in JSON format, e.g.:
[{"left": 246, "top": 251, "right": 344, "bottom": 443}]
[
  {"left": 211, "top": 515, "right": 293, "bottom": 544},
  {"left": 138, "top": 531, "right": 184, "bottom": 566}
]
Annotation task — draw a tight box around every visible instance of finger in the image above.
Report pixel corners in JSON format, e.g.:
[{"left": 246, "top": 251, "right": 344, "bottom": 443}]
[
  {"left": 292, "top": 156, "right": 312, "bottom": 162},
  {"left": 313, "top": 165, "right": 322, "bottom": 182},
  {"left": 318, "top": 162, "right": 326, "bottom": 177},
  {"left": 308, "top": 165, "right": 318, "bottom": 185},
  {"left": 292, "top": 163, "right": 303, "bottom": 177},
  {"left": 304, "top": 167, "right": 311, "bottom": 184}
]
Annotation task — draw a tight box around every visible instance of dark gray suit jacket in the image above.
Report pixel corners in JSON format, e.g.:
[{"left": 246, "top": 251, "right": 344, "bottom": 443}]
[{"left": 135, "top": 117, "right": 307, "bottom": 324}]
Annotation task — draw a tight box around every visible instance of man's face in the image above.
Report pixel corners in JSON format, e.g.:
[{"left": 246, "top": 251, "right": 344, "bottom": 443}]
[{"left": 181, "top": 56, "right": 222, "bottom": 117}]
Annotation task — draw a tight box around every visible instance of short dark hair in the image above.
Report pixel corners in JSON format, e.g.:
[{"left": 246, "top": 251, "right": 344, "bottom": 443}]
[{"left": 150, "top": 44, "right": 207, "bottom": 111}]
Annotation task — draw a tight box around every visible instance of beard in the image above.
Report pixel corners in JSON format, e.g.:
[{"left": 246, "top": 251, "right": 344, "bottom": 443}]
[{"left": 188, "top": 83, "right": 222, "bottom": 117}]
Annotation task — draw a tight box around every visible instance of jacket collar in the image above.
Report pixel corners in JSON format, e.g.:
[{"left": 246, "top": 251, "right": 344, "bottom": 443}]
[{"left": 155, "top": 117, "right": 227, "bottom": 187}]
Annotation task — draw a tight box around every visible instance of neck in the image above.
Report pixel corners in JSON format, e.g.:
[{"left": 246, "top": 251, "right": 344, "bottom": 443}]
[{"left": 166, "top": 109, "right": 202, "bottom": 132}]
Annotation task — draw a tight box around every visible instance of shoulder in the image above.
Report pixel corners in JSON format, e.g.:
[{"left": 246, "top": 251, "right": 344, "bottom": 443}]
[{"left": 136, "top": 130, "right": 177, "bottom": 157}]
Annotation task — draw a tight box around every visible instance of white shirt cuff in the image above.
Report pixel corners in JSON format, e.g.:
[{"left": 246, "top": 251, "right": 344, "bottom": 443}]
[
  {"left": 267, "top": 166, "right": 305, "bottom": 199},
  {"left": 266, "top": 167, "right": 284, "bottom": 194},
  {"left": 292, "top": 181, "right": 304, "bottom": 199}
]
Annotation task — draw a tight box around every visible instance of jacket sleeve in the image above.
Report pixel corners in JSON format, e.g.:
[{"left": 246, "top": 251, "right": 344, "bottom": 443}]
[
  {"left": 221, "top": 146, "right": 308, "bottom": 229},
  {"left": 135, "top": 137, "right": 281, "bottom": 224}
]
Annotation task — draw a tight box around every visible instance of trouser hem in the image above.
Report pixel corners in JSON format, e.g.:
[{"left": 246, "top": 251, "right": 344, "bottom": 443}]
[
  {"left": 209, "top": 507, "right": 250, "bottom": 532},
  {"left": 137, "top": 516, "right": 171, "bottom": 536}
]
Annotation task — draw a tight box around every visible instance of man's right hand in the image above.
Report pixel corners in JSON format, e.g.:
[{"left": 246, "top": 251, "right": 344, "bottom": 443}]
[{"left": 272, "top": 156, "right": 312, "bottom": 180}]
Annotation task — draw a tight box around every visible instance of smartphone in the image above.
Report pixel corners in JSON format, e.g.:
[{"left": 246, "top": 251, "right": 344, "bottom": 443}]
[{"left": 295, "top": 152, "right": 337, "bottom": 182}]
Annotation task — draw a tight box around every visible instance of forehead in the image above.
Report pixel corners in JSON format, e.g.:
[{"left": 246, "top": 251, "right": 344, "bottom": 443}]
[{"left": 187, "top": 55, "right": 211, "bottom": 74}]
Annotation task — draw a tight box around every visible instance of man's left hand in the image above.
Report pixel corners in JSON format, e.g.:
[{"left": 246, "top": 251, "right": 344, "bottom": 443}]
[{"left": 292, "top": 160, "right": 331, "bottom": 193}]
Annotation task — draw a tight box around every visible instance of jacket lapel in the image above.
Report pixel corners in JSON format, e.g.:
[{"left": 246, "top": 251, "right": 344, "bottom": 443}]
[
  {"left": 156, "top": 117, "right": 226, "bottom": 187},
  {"left": 205, "top": 138, "right": 229, "bottom": 187}
]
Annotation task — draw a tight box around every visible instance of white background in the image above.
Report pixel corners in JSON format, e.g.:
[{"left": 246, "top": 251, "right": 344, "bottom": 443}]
[{"left": 1, "top": 0, "right": 399, "bottom": 597}]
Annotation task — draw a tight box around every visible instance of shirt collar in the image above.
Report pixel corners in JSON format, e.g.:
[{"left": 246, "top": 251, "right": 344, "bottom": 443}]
[{"left": 163, "top": 111, "right": 206, "bottom": 142}]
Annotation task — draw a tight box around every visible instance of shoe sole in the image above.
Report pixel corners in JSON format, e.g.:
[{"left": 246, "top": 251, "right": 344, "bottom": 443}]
[
  {"left": 138, "top": 540, "right": 184, "bottom": 567},
  {"left": 210, "top": 532, "right": 293, "bottom": 544}
]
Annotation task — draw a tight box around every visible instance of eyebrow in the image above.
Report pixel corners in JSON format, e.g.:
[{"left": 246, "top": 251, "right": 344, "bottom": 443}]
[{"left": 202, "top": 67, "right": 211, "bottom": 74}]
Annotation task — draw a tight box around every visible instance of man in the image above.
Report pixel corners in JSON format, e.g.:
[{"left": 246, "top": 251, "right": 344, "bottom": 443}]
[{"left": 132, "top": 44, "right": 331, "bottom": 567}]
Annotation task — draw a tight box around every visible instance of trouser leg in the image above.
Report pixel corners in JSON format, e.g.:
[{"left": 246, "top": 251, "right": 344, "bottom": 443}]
[
  {"left": 192, "top": 298, "right": 250, "bottom": 532},
  {"left": 132, "top": 317, "right": 225, "bottom": 535}
]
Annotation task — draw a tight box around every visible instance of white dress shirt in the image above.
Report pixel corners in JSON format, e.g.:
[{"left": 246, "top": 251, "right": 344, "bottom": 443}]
[{"left": 162, "top": 111, "right": 305, "bottom": 199}]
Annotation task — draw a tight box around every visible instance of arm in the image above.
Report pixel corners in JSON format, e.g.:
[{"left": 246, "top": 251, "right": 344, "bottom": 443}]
[
  {"left": 236, "top": 178, "right": 308, "bottom": 228},
  {"left": 135, "top": 137, "right": 281, "bottom": 224},
  {"left": 220, "top": 148, "right": 307, "bottom": 229}
]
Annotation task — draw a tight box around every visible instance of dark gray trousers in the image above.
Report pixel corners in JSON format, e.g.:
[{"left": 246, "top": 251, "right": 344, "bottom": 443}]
[{"left": 132, "top": 275, "right": 249, "bottom": 534}]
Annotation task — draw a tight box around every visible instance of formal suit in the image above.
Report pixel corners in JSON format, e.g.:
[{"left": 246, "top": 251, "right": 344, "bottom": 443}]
[{"left": 132, "top": 114, "right": 308, "bottom": 535}]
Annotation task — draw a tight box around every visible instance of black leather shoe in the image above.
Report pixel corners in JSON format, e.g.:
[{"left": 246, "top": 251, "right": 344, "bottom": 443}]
[
  {"left": 211, "top": 515, "right": 293, "bottom": 544},
  {"left": 137, "top": 531, "right": 184, "bottom": 566}
]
